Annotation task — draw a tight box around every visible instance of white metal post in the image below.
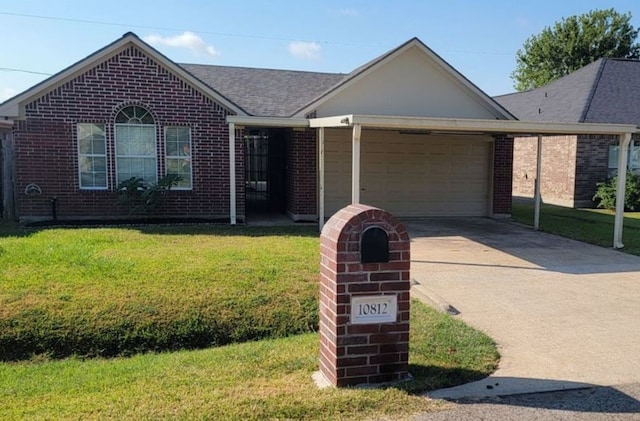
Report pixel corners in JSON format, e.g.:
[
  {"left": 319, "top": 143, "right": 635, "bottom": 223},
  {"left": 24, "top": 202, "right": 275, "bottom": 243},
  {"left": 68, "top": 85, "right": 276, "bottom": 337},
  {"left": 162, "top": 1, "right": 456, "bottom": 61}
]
[
  {"left": 352, "top": 124, "right": 362, "bottom": 205},
  {"left": 534, "top": 135, "right": 542, "bottom": 230},
  {"left": 318, "top": 127, "right": 325, "bottom": 231},
  {"left": 229, "top": 123, "right": 237, "bottom": 225},
  {"left": 614, "top": 132, "right": 632, "bottom": 248}
]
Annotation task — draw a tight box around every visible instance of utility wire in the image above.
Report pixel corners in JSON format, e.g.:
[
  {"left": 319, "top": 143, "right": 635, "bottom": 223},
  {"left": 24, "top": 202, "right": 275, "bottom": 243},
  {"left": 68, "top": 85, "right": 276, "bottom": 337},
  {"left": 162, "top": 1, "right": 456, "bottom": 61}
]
[
  {"left": 0, "top": 11, "right": 512, "bottom": 55},
  {"left": 0, "top": 67, "right": 53, "bottom": 76},
  {"left": 0, "top": 11, "right": 371, "bottom": 47}
]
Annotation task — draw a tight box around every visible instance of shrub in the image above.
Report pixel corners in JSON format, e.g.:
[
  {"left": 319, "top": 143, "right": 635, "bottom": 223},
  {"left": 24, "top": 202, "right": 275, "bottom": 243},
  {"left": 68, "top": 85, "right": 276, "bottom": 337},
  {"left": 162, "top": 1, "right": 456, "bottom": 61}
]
[
  {"left": 117, "top": 174, "right": 182, "bottom": 215},
  {"left": 593, "top": 171, "right": 640, "bottom": 211}
]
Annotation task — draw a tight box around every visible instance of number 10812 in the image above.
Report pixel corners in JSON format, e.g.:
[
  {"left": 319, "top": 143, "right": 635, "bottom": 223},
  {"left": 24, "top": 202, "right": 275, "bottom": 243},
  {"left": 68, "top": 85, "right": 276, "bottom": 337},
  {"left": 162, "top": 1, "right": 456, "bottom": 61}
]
[{"left": 357, "top": 302, "right": 389, "bottom": 316}]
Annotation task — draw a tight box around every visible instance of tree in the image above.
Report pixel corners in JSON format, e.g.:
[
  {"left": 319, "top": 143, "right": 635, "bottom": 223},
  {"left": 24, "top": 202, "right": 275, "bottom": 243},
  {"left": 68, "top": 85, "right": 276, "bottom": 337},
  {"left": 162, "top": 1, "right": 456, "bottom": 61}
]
[{"left": 512, "top": 9, "right": 640, "bottom": 91}]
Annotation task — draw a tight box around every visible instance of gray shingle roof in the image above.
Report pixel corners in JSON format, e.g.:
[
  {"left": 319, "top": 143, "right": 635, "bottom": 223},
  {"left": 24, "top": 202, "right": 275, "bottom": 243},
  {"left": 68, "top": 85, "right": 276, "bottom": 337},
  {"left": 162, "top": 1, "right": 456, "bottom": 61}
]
[
  {"left": 179, "top": 64, "right": 347, "bottom": 117},
  {"left": 494, "top": 58, "right": 640, "bottom": 125}
]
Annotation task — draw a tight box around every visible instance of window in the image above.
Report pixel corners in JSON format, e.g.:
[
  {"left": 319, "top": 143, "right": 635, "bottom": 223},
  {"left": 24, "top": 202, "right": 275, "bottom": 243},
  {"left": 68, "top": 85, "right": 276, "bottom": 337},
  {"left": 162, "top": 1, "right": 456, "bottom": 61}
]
[
  {"left": 608, "top": 140, "right": 640, "bottom": 177},
  {"left": 165, "top": 127, "right": 192, "bottom": 189},
  {"left": 115, "top": 106, "right": 157, "bottom": 185},
  {"left": 77, "top": 123, "right": 107, "bottom": 189}
]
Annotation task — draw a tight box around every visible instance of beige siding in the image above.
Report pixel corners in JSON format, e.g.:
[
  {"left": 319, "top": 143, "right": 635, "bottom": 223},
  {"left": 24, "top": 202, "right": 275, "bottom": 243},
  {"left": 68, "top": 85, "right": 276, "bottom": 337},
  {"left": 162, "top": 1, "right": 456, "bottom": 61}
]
[
  {"left": 325, "top": 129, "right": 492, "bottom": 217},
  {"left": 316, "top": 45, "right": 500, "bottom": 120}
]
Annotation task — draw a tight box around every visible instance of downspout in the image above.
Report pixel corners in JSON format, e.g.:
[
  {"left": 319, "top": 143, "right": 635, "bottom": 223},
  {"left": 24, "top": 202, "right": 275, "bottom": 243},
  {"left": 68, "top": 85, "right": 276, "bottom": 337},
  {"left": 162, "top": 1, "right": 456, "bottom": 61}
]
[
  {"left": 613, "top": 132, "right": 632, "bottom": 249},
  {"left": 229, "top": 122, "right": 236, "bottom": 225},
  {"left": 533, "top": 135, "right": 543, "bottom": 230}
]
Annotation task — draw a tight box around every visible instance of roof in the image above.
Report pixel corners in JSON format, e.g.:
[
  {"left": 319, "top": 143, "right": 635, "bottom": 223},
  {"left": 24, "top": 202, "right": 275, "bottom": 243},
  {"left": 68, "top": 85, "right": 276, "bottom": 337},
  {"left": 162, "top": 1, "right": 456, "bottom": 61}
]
[
  {"left": 1, "top": 32, "right": 514, "bottom": 121},
  {"left": 494, "top": 58, "right": 640, "bottom": 125},
  {"left": 0, "top": 32, "right": 246, "bottom": 119},
  {"left": 180, "top": 64, "right": 346, "bottom": 117}
]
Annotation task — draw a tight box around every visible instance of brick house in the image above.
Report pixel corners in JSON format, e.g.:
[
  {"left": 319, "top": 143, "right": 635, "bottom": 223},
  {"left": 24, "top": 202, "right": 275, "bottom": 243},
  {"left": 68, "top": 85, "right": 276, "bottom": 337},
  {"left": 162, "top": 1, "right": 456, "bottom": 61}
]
[
  {"left": 495, "top": 58, "right": 640, "bottom": 208},
  {"left": 2, "top": 33, "right": 631, "bottom": 226}
]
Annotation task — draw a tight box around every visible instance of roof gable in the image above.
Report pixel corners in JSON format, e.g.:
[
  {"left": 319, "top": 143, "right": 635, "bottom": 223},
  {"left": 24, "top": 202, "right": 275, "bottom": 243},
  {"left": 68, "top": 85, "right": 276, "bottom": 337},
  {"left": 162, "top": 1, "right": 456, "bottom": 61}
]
[
  {"left": 0, "top": 33, "right": 246, "bottom": 119},
  {"left": 294, "top": 38, "right": 515, "bottom": 120}
]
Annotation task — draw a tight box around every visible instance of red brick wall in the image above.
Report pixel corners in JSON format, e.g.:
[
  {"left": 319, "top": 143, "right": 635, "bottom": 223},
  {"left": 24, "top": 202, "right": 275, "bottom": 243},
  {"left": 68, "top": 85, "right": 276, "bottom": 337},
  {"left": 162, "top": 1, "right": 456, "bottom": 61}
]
[
  {"left": 574, "top": 134, "right": 618, "bottom": 205},
  {"left": 13, "top": 45, "right": 240, "bottom": 222},
  {"left": 286, "top": 128, "right": 317, "bottom": 219},
  {"left": 512, "top": 135, "right": 577, "bottom": 207},
  {"left": 493, "top": 137, "right": 514, "bottom": 215}
]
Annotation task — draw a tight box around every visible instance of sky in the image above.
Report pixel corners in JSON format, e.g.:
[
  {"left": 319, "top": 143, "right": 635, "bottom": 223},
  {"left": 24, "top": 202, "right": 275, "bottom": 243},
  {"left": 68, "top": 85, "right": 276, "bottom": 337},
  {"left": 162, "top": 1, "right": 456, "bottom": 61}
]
[{"left": 1, "top": 0, "right": 639, "bottom": 103}]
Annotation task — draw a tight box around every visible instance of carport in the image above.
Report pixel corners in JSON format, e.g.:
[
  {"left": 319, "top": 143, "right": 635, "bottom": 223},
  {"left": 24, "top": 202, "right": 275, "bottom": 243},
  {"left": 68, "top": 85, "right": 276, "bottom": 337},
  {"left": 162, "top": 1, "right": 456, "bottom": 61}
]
[{"left": 309, "top": 114, "right": 639, "bottom": 248}]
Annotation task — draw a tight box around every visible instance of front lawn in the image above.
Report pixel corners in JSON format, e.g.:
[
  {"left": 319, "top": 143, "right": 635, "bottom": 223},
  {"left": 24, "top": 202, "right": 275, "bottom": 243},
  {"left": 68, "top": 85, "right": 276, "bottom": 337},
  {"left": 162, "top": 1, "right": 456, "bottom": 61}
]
[
  {"left": 0, "top": 225, "right": 319, "bottom": 360},
  {"left": 0, "top": 301, "right": 497, "bottom": 420},
  {"left": 0, "top": 224, "right": 499, "bottom": 419},
  {"left": 511, "top": 202, "right": 640, "bottom": 255}
]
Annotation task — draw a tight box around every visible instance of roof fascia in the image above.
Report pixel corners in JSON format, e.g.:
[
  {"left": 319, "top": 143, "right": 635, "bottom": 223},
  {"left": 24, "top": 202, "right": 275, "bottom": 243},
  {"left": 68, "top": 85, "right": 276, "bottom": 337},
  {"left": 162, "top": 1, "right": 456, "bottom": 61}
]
[
  {"left": 0, "top": 33, "right": 247, "bottom": 119},
  {"left": 226, "top": 116, "right": 309, "bottom": 127},
  {"left": 309, "top": 114, "right": 639, "bottom": 135}
]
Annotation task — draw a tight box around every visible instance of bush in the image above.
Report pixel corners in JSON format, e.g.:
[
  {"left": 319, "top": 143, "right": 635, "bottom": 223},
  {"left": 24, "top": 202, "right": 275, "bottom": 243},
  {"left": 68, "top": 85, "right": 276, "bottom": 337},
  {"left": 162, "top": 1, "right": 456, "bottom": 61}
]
[
  {"left": 117, "top": 174, "right": 182, "bottom": 215},
  {"left": 593, "top": 171, "right": 640, "bottom": 211}
]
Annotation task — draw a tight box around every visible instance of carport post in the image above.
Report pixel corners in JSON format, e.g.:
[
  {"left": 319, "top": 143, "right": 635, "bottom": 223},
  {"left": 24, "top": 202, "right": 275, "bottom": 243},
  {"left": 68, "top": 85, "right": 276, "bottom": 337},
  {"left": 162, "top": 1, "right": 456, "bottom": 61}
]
[
  {"left": 229, "top": 122, "right": 236, "bottom": 225},
  {"left": 318, "top": 127, "right": 325, "bottom": 231},
  {"left": 352, "top": 123, "right": 362, "bottom": 205},
  {"left": 614, "top": 132, "right": 632, "bottom": 249},
  {"left": 534, "top": 134, "right": 542, "bottom": 230}
]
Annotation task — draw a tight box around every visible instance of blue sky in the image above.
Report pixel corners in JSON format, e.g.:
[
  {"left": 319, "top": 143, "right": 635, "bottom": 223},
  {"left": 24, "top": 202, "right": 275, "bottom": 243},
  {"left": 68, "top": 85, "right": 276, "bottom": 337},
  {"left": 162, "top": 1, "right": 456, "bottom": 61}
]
[{"left": 1, "top": 0, "right": 639, "bottom": 102}]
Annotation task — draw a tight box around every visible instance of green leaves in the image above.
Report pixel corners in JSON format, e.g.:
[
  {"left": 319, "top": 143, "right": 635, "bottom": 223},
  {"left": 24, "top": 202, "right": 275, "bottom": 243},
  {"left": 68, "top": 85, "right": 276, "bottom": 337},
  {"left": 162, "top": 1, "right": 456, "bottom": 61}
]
[
  {"left": 512, "top": 8, "right": 640, "bottom": 91},
  {"left": 593, "top": 171, "right": 640, "bottom": 211}
]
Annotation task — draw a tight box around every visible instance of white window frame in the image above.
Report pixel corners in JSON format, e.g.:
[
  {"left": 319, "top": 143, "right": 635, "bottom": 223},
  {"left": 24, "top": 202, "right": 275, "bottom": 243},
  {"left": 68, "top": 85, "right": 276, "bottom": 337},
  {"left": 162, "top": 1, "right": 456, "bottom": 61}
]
[
  {"left": 608, "top": 140, "right": 640, "bottom": 176},
  {"left": 77, "top": 123, "right": 108, "bottom": 190},
  {"left": 114, "top": 106, "right": 157, "bottom": 186},
  {"left": 164, "top": 126, "right": 193, "bottom": 190}
]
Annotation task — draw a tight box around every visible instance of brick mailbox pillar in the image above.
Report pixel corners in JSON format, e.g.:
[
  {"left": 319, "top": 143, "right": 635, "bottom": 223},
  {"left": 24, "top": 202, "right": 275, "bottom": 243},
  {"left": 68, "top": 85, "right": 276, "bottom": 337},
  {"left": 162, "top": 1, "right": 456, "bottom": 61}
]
[{"left": 318, "top": 204, "right": 411, "bottom": 387}]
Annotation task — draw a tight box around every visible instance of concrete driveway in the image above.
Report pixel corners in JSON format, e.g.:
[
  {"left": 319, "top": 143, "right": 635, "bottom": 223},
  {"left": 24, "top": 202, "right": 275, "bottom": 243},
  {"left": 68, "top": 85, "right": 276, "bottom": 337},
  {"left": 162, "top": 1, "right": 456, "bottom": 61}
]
[{"left": 406, "top": 218, "right": 640, "bottom": 399}]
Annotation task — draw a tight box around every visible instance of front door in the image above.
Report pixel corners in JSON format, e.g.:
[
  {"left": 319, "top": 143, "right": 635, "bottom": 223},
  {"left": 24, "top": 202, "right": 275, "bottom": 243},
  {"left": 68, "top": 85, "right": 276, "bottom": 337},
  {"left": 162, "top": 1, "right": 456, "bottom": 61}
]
[{"left": 244, "top": 128, "right": 287, "bottom": 215}]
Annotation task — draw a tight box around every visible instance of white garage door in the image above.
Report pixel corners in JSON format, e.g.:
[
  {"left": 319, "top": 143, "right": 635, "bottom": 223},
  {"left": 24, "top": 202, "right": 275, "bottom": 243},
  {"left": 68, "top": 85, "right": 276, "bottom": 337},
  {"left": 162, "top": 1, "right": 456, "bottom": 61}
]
[{"left": 324, "top": 129, "right": 492, "bottom": 217}]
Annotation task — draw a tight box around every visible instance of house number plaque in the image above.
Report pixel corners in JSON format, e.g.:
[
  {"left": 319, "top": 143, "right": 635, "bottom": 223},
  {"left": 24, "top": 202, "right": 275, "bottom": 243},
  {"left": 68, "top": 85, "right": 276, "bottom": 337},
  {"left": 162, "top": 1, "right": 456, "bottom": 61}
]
[{"left": 351, "top": 295, "right": 397, "bottom": 324}]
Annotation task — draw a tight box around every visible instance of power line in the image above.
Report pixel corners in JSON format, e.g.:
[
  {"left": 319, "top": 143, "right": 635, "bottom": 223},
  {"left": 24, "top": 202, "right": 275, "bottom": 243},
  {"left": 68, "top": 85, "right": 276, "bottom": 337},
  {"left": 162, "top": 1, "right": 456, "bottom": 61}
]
[
  {"left": 0, "top": 11, "right": 512, "bottom": 55},
  {"left": 0, "top": 11, "right": 371, "bottom": 47},
  {"left": 0, "top": 67, "right": 53, "bottom": 76}
]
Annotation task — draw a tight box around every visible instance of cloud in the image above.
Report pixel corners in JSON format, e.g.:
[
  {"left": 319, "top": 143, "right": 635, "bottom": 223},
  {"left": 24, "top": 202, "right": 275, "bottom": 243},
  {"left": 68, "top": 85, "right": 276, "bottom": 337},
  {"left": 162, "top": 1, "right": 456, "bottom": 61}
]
[
  {"left": 0, "top": 87, "right": 18, "bottom": 102},
  {"left": 339, "top": 8, "right": 359, "bottom": 17},
  {"left": 288, "top": 41, "right": 321, "bottom": 60},
  {"left": 143, "top": 32, "right": 219, "bottom": 58}
]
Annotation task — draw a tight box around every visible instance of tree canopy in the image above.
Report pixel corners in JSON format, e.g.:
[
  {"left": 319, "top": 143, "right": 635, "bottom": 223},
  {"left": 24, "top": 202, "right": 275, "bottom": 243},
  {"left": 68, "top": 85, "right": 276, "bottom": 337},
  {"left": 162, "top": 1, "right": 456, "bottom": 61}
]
[{"left": 511, "top": 8, "right": 640, "bottom": 92}]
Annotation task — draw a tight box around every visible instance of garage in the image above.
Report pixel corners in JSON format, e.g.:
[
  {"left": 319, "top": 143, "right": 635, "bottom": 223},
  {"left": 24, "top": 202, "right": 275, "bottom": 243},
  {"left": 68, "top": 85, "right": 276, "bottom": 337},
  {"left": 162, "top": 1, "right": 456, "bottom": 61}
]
[{"left": 324, "top": 128, "right": 492, "bottom": 217}]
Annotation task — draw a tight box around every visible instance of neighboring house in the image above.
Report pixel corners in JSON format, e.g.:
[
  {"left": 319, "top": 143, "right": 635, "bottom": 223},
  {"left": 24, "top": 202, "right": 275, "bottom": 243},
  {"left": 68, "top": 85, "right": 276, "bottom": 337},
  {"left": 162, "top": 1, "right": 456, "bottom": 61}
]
[
  {"left": 1, "top": 32, "right": 630, "bottom": 225},
  {"left": 495, "top": 58, "right": 640, "bottom": 208}
]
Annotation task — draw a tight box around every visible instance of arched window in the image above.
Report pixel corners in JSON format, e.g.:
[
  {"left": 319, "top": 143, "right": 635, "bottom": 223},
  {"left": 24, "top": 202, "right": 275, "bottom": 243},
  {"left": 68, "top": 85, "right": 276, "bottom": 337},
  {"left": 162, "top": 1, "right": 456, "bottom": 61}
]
[{"left": 115, "top": 105, "right": 157, "bottom": 185}]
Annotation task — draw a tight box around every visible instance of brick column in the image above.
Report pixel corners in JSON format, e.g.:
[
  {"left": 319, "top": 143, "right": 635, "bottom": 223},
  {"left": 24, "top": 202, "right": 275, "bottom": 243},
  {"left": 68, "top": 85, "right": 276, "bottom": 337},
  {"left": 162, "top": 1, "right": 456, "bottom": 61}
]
[{"left": 318, "top": 204, "right": 411, "bottom": 387}]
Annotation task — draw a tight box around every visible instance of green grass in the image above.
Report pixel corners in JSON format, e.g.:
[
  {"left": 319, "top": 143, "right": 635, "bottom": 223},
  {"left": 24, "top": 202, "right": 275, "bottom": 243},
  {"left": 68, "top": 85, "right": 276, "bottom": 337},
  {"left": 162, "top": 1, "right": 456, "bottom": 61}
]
[
  {"left": 0, "top": 300, "right": 497, "bottom": 420},
  {"left": 0, "top": 225, "right": 319, "bottom": 360},
  {"left": 0, "top": 223, "right": 500, "bottom": 419},
  {"left": 512, "top": 202, "right": 640, "bottom": 255}
]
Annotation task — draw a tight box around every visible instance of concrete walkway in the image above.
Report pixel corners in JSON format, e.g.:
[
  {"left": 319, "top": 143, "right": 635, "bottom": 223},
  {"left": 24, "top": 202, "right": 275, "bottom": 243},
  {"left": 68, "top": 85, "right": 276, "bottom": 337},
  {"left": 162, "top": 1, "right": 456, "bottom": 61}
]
[{"left": 406, "top": 218, "right": 640, "bottom": 399}]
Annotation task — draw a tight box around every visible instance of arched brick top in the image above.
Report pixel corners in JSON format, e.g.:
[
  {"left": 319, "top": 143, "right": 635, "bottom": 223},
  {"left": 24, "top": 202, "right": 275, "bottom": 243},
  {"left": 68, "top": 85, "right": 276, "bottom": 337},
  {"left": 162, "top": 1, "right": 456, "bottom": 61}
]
[{"left": 322, "top": 204, "right": 409, "bottom": 245}]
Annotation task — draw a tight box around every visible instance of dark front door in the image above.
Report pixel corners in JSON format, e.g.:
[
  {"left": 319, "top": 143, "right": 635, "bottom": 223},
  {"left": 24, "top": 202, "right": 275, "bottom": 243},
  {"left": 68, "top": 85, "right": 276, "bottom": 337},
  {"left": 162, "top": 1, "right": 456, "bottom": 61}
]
[{"left": 244, "top": 128, "right": 287, "bottom": 214}]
